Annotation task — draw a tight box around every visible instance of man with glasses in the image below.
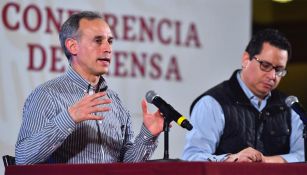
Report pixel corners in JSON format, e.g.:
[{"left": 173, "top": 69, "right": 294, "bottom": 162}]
[{"left": 182, "top": 28, "right": 303, "bottom": 163}]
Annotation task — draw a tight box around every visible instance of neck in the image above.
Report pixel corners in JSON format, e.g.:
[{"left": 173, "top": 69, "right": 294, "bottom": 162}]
[
  {"left": 240, "top": 70, "right": 266, "bottom": 100},
  {"left": 71, "top": 64, "right": 100, "bottom": 86}
]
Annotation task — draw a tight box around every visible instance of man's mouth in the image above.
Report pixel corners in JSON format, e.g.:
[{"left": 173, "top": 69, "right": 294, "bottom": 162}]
[
  {"left": 97, "top": 58, "right": 110, "bottom": 63},
  {"left": 263, "top": 82, "right": 273, "bottom": 89}
]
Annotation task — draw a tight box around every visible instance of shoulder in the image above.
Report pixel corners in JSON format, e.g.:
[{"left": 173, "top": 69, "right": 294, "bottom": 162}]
[
  {"left": 25, "top": 75, "right": 67, "bottom": 102},
  {"left": 39, "top": 75, "right": 68, "bottom": 90},
  {"left": 190, "top": 80, "right": 228, "bottom": 114},
  {"left": 193, "top": 95, "right": 221, "bottom": 110}
]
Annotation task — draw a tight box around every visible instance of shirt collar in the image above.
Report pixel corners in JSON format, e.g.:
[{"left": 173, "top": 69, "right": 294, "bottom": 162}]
[
  {"left": 236, "top": 71, "right": 271, "bottom": 110},
  {"left": 66, "top": 66, "right": 108, "bottom": 92}
]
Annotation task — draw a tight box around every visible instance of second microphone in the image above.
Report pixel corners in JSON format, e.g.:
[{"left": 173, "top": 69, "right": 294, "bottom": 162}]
[{"left": 145, "top": 90, "right": 193, "bottom": 131}]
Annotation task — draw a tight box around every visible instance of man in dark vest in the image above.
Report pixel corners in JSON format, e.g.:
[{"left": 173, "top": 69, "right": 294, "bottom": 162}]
[{"left": 182, "top": 29, "right": 303, "bottom": 163}]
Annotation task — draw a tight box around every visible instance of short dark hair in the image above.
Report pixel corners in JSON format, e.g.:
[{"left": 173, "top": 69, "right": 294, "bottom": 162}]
[
  {"left": 59, "top": 11, "right": 103, "bottom": 61},
  {"left": 245, "top": 28, "right": 292, "bottom": 61}
]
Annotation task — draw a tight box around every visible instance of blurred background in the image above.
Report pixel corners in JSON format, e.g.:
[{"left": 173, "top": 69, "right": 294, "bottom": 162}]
[
  {"left": 253, "top": 0, "right": 307, "bottom": 106},
  {"left": 0, "top": 0, "right": 306, "bottom": 174}
]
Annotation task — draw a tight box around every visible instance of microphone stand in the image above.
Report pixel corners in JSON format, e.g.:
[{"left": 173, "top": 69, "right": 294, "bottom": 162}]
[
  {"left": 147, "top": 116, "right": 181, "bottom": 162},
  {"left": 163, "top": 116, "right": 170, "bottom": 159}
]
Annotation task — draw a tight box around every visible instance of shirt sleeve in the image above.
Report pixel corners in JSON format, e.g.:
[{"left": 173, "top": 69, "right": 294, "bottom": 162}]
[
  {"left": 182, "top": 96, "right": 228, "bottom": 162},
  {"left": 15, "top": 88, "right": 76, "bottom": 165},
  {"left": 280, "top": 110, "right": 304, "bottom": 162},
  {"left": 121, "top": 112, "right": 158, "bottom": 162},
  {"left": 109, "top": 91, "right": 158, "bottom": 162}
]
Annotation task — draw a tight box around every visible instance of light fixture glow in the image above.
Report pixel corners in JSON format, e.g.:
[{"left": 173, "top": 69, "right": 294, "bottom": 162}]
[{"left": 272, "top": 0, "right": 293, "bottom": 3}]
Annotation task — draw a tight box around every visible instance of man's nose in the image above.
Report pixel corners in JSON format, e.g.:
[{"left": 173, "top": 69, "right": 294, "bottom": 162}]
[
  {"left": 102, "top": 42, "right": 112, "bottom": 53},
  {"left": 268, "top": 68, "right": 277, "bottom": 80}
]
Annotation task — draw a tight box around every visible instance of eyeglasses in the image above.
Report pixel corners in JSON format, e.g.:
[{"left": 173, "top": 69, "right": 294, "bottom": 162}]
[{"left": 252, "top": 56, "right": 287, "bottom": 77}]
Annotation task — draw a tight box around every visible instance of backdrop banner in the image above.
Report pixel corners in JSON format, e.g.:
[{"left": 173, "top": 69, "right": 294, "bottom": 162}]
[{"left": 0, "top": 0, "right": 251, "bottom": 172}]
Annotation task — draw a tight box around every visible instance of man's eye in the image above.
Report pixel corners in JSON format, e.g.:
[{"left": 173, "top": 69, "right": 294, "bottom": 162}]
[
  {"left": 95, "top": 39, "right": 102, "bottom": 44},
  {"left": 108, "top": 39, "right": 113, "bottom": 44},
  {"left": 261, "top": 62, "right": 272, "bottom": 68}
]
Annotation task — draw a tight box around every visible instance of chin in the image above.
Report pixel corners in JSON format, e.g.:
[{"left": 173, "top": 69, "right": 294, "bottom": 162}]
[{"left": 98, "top": 69, "right": 109, "bottom": 75}]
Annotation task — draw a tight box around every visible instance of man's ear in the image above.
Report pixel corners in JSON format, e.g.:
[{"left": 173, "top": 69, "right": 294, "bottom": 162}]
[
  {"left": 65, "top": 38, "right": 78, "bottom": 55},
  {"left": 241, "top": 52, "right": 251, "bottom": 68}
]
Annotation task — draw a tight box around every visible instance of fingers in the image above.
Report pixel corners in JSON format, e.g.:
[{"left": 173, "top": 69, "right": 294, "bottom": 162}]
[
  {"left": 253, "top": 152, "right": 262, "bottom": 162},
  {"left": 89, "top": 98, "right": 112, "bottom": 108},
  {"left": 141, "top": 98, "right": 148, "bottom": 115},
  {"left": 226, "top": 154, "right": 253, "bottom": 163},
  {"left": 224, "top": 154, "right": 238, "bottom": 162},
  {"left": 86, "top": 113, "right": 105, "bottom": 120},
  {"left": 68, "top": 92, "right": 112, "bottom": 123},
  {"left": 88, "top": 106, "right": 111, "bottom": 114},
  {"left": 239, "top": 157, "right": 253, "bottom": 163},
  {"left": 226, "top": 147, "right": 264, "bottom": 163},
  {"left": 76, "top": 92, "right": 107, "bottom": 108},
  {"left": 243, "top": 147, "right": 262, "bottom": 162},
  {"left": 141, "top": 99, "right": 164, "bottom": 136}
]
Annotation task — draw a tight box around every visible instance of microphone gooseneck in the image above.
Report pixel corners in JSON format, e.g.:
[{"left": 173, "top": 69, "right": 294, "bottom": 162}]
[
  {"left": 285, "top": 95, "right": 307, "bottom": 124},
  {"left": 146, "top": 90, "right": 193, "bottom": 131}
]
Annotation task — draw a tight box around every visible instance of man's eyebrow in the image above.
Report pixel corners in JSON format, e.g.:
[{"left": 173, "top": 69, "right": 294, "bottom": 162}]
[
  {"left": 93, "top": 36, "right": 113, "bottom": 40},
  {"left": 94, "top": 36, "right": 103, "bottom": 39}
]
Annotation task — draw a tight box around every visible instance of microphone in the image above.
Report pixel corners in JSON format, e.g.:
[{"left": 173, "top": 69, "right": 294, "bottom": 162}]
[
  {"left": 285, "top": 96, "right": 307, "bottom": 124},
  {"left": 145, "top": 90, "right": 193, "bottom": 131}
]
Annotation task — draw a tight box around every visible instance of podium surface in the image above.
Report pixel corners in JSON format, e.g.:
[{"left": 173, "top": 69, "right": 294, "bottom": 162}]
[{"left": 5, "top": 161, "right": 307, "bottom": 175}]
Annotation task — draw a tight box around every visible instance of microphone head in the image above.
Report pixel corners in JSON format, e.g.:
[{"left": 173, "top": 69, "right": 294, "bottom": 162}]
[
  {"left": 285, "top": 95, "right": 299, "bottom": 107},
  {"left": 145, "top": 90, "right": 158, "bottom": 103}
]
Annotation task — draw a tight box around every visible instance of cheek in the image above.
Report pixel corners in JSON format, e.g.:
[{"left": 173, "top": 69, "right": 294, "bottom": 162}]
[
  {"left": 251, "top": 65, "right": 264, "bottom": 79},
  {"left": 82, "top": 46, "right": 96, "bottom": 56},
  {"left": 248, "top": 68, "right": 263, "bottom": 84},
  {"left": 247, "top": 66, "right": 258, "bottom": 78}
]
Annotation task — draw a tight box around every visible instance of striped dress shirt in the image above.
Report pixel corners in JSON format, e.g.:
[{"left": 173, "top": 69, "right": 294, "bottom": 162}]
[{"left": 15, "top": 66, "right": 158, "bottom": 165}]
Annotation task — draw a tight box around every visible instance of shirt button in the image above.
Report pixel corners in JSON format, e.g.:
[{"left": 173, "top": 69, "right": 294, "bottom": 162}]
[
  {"left": 144, "top": 136, "right": 147, "bottom": 139},
  {"left": 68, "top": 128, "right": 73, "bottom": 132}
]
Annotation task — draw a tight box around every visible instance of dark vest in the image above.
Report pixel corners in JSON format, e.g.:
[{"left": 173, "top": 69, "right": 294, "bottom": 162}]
[{"left": 190, "top": 70, "right": 291, "bottom": 156}]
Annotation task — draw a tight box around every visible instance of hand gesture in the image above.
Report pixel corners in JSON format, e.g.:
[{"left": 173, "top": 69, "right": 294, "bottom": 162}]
[
  {"left": 141, "top": 99, "right": 164, "bottom": 136},
  {"left": 68, "top": 92, "right": 111, "bottom": 123}
]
